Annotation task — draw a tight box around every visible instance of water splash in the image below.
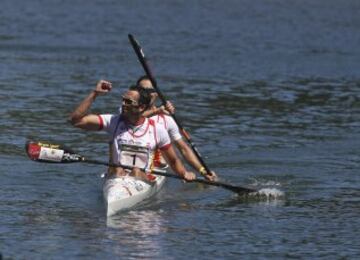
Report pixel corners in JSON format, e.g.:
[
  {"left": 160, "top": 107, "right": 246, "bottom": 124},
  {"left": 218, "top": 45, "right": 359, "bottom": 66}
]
[
  {"left": 252, "top": 187, "right": 285, "bottom": 199},
  {"left": 246, "top": 177, "right": 286, "bottom": 200}
]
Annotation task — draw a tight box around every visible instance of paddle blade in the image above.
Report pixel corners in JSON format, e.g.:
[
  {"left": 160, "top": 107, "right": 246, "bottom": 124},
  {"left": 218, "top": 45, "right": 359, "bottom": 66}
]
[{"left": 25, "top": 141, "right": 83, "bottom": 163}]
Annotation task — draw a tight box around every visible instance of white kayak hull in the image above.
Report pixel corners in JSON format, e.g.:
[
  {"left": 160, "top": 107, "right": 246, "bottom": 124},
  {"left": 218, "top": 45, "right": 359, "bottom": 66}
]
[{"left": 103, "top": 175, "right": 166, "bottom": 217}]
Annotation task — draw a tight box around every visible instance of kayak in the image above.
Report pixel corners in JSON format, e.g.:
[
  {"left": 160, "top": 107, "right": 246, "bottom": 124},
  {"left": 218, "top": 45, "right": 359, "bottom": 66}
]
[{"left": 103, "top": 174, "right": 166, "bottom": 217}]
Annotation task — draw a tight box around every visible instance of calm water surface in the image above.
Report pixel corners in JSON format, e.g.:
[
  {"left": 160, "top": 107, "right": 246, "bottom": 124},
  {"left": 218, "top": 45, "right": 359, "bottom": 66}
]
[{"left": 1, "top": 0, "right": 360, "bottom": 259}]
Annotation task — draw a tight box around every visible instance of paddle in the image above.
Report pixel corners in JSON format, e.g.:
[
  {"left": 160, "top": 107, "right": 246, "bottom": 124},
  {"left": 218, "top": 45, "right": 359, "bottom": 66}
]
[
  {"left": 128, "top": 34, "right": 217, "bottom": 179},
  {"left": 25, "top": 140, "right": 256, "bottom": 195}
]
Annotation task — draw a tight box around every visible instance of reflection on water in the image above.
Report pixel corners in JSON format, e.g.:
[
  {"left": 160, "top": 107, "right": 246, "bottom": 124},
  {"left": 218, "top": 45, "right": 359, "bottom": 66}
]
[{"left": 105, "top": 210, "right": 165, "bottom": 258}]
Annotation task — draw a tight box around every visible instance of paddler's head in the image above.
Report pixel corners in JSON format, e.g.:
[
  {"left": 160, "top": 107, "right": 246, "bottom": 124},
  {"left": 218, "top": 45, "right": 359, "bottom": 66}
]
[
  {"left": 136, "top": 75, "right": 157, "bottom": 107},
  {"left": 121, "top": 85, "right": 151, "bottom": 119}
]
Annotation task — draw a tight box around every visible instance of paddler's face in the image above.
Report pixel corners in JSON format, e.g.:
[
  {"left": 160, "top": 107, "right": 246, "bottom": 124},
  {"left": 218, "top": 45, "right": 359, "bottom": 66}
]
[
  {"left": 139, "top": 79, "right": 157, "bottom": 106},
  {"left": 121, "top": 90, "right": 143, "bottom": 117}
]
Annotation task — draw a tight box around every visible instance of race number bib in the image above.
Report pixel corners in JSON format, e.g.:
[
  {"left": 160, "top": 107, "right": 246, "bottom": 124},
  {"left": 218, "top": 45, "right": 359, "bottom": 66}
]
[{"left": 119, "top": 143, "right": 151, "bottom": 169}]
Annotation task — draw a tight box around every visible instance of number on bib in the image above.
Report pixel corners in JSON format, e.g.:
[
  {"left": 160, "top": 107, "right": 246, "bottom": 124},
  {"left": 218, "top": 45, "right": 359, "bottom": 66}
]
[{"left": 119, "top": 143, "right": 151, "bottom": 169}]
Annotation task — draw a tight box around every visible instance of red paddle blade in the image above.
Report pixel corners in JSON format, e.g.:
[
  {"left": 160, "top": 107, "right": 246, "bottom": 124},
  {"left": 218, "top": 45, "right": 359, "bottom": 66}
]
[{"left": 25, "top": 141, "right": 82, "bottom": 163}]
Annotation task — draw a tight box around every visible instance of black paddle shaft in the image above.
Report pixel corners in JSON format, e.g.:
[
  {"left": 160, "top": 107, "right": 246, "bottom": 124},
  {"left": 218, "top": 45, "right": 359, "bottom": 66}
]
[
  {"left": 85, "top": 159, "right": 254, "bottom": 194},
  {"left": 81, "top": 159, "right": 255, "bottom": 194},
  {"left": 25, "top": 140, "right": 257, "bottom": 194},
  {"left": 128, "top": 34, "right": 212, "bottom": 176}
]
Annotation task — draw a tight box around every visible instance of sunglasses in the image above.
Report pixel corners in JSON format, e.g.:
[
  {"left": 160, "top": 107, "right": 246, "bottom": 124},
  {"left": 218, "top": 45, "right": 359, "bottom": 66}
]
[
  {"left": 121, "top": 96, "right": 139, "bottom": 106},
  {"left": 144, "top": 88, "right": 156, "bottom": 94}
]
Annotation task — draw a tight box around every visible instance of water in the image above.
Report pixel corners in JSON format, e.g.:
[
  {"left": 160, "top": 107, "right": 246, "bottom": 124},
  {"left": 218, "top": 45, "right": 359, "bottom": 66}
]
[{"left": 1, "top": 0, "right": 360, "bottom": 258}]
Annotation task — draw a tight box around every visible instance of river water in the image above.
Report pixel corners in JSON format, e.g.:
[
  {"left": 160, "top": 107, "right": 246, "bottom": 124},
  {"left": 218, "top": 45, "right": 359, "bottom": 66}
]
[{"left": 1, "top": 0, "right": 360, "bottom": 259}]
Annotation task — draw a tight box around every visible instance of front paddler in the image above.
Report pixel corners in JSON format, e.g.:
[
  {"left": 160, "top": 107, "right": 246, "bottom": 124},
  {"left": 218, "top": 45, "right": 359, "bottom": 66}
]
[{"left": 69, "top": 80, "right": 196, "bottom": 182}]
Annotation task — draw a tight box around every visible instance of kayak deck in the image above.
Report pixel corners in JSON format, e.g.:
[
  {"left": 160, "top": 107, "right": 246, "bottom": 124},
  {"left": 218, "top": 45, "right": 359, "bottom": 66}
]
[{"left": 103, "top": 174, "right": 166, "bottom": 217}]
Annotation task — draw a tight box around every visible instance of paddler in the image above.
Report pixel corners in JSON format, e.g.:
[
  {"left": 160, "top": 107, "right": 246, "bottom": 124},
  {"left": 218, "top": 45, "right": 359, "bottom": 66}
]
[{"left": 69, "top": 80, "right": 196, "bottom": 182}]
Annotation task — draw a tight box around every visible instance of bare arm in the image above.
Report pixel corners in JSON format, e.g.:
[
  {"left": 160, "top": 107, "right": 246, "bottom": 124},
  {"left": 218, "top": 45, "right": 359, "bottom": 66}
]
[
  {"left": 161, "top": 145, "right": 195, "bottom": 181},
  {"left": 143, "top": 101, "right": 175, "bottom": 117},
  {"left": 175, "top": 139, "right": 202, "bottom": 171},
  {"left": 69, "top": 80, "right": 112, "bottom": 130},
  {"left": 143, "top": 107, "right": 159, "bottom": 118},
  {"left": 175, "top": 139, "right": 218, "bottom": 181}
]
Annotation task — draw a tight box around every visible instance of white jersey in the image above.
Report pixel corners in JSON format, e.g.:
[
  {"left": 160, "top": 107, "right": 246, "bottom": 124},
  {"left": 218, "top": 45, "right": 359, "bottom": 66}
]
[
  {"left": 98, "top": 114, "right": 171, "bottom": 170},
  {"left": 150, "top": 114, "right": 182, "bottom": 142}
]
